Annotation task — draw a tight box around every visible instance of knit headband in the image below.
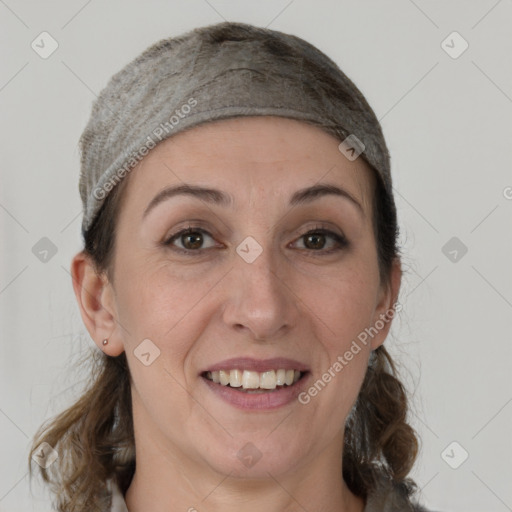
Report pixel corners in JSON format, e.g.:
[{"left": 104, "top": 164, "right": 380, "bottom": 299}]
[{"left": 79, "top": 21, "right": 392, "bottom": 234}]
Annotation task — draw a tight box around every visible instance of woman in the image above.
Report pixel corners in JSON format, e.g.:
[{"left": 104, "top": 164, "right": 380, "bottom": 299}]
[{"left": 29, "top": 21, "right": 432, "bottom": 512}]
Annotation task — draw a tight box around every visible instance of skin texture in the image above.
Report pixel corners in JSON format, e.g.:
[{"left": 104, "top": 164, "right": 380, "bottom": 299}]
[{"left": 72, "top": 116, "right": 401, "bottom": 512}]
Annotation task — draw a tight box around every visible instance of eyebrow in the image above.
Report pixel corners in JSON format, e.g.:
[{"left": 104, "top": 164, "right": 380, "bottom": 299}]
[{"left": 143, "top": 182, "right": 364, "bottom": 219}]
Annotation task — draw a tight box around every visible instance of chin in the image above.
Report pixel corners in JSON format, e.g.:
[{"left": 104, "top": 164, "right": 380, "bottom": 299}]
[{"left": 201, "top": 435, "right": 310, "bottom": 479}]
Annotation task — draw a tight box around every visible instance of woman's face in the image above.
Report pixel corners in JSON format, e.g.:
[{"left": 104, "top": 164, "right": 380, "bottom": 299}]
[{"left": 101, "top": 116, "right": 399, "bottom": 480}]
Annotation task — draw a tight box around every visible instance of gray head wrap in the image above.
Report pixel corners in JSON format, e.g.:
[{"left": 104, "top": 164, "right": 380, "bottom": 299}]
[{"left": 79, "top": 21, "right": 392, "bottom": 234}]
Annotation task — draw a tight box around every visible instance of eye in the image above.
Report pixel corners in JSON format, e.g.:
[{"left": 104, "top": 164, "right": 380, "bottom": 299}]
[
  {"left": 292, "top": 227, "right": 348, "bottom": 253},
  {"left": 164, "top": 227, "right": 218, "bottom": 253},
  {"left": 163, "top": 224, "right": 349, "bottom": 255}
]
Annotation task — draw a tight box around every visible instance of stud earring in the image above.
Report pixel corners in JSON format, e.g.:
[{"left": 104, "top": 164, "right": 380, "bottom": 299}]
[{"left": 102, "top": 339, "right": 108, "bottom": 346}]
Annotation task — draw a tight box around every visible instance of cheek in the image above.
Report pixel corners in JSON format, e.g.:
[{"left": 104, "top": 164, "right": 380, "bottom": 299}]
[
  {"left": 296, "top": 255, "right": 378, "bottom": 412},
  {"left": 297, "top": 271, "right": 375, "bottom": 431},
  {"left": 114, "top": 236, "right": 380, "bottom": 358},
  {"left": 113, "top": 256, "right": 220, "bottom": 363},
  {"left": 304, "top": 260, "right": 380, "bottom": 344},
  {"left": 113, "top": 262, "right": 211, "bottom": 421}
]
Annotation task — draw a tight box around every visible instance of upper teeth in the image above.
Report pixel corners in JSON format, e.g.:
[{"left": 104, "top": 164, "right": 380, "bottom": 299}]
[{"left": 206, "top": 369, "right": 301, "bottom": 390}]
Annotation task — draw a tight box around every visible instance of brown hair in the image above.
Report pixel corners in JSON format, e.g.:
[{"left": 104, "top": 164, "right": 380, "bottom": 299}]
[{"left": 28, "top": 159, "right": 419, "bottom": 510}]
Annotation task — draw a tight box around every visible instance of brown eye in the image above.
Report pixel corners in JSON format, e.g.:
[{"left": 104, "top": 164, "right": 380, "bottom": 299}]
[
  {"left": 165, "top": 228, "right": 216, "bottom": 252},
  {"left": 181, "top": 231, "right": 203, "bottom": 250},
  {"left": 164, "top": 226, "right": 348, "bottom": 255},
  {"left": 293, "top": 228, "right": 348, "bottom": 253},
  {"left": 304, "top": 232, "right": 327, "bottom": 250}
]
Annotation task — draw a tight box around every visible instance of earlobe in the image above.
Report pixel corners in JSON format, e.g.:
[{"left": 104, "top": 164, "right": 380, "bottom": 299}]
[{"left": 70, "top": 252, "right": 124, "bottom": 356}]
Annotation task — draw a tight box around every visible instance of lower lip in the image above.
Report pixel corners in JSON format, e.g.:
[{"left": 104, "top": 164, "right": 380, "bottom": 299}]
[{"left": 201, "top": 374, "right": 310, "bottom": 410}]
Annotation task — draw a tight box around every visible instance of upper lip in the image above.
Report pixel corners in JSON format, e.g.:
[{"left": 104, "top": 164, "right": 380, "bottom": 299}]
[{"left": 201, "top": 357, "right": 309, "bottom": 374}]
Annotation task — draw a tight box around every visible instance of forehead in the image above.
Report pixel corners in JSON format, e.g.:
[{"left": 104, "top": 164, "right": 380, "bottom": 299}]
[{"left": 122, "top": 116, "right": 375, "bottom": 213}]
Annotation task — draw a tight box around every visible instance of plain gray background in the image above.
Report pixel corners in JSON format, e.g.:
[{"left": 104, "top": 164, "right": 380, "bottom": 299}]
[{"left": 1, "top": 1, "right": 511, "bottom": 511}]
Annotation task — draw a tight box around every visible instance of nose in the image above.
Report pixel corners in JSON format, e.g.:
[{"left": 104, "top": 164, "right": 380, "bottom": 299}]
[{"left": 222, "top": 241, "right": 298, "bottom": 342}]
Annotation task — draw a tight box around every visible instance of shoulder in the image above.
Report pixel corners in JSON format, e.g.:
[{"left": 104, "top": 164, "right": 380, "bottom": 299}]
[
  {"left": 108, "top": 480, "right": 129, "bottom": 512},
  {"left": 106, "top": 476, "right": 442, "bottom": 512},
  {"left": 412, "top": 505, "right": 442, "bottom": 512},
  {"left": 363, "top": 473, "right": 440, "bottom": 512}
]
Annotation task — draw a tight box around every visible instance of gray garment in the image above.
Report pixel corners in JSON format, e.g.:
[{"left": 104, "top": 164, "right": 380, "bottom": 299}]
[
  {"left": 110, "top": 481, "right": 128, "bottom": 512},
  {"left": 364, "top": 477, "right": 430, "bottom": 512},
  {"left": 79, "top": 21, "right": 393, "bottom": 234},
  {"left": 108, "top": 478, "right": 433, "bottom": 511}
]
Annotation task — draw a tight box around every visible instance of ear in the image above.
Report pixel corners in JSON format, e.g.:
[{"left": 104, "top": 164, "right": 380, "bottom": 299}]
[
  {"left": 369, "top": 257, "right": 402, "bottom": 351},
  {"left": 70, "top": 251, "right": 124, "bottom": 356}
]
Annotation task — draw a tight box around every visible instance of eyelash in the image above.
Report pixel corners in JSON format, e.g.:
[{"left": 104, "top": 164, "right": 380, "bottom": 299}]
[{"left": 163, "top": 224, "right": 349, "bottom": 256}]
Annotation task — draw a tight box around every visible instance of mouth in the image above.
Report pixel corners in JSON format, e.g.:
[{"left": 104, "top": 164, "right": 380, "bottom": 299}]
[
  {"left": 201, "top": 369, "right": 306, "bottom": 393},
  {"left": 199, "top": 358, "right": 310, "bottom": 410}
]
